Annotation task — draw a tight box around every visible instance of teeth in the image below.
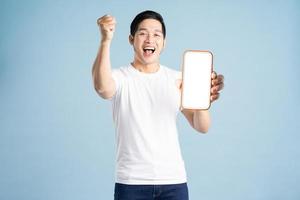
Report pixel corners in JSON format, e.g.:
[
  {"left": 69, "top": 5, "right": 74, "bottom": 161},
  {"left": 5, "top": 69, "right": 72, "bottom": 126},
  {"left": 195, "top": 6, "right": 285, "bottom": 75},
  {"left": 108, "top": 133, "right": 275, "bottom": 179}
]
[
  {"left": 143, "top": 47, "right": 155, "bottom": 53},
  {"left": 144, "top": 47, "right": 155, "bottom": 50}
]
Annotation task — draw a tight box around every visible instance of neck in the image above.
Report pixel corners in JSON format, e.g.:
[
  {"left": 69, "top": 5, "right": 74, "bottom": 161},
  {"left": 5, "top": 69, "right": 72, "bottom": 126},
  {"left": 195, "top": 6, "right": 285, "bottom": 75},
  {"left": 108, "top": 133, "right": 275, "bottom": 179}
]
[{"left": 131, "top": 61, "right": 160, "bottom": 73}]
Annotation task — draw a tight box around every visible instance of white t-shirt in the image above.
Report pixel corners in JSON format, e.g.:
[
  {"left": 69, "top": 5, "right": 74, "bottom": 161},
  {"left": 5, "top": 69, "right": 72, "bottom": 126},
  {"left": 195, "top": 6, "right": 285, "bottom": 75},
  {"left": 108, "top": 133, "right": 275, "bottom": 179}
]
[{"left": 110, "top": 64, "right": 187, "bottom": 185}]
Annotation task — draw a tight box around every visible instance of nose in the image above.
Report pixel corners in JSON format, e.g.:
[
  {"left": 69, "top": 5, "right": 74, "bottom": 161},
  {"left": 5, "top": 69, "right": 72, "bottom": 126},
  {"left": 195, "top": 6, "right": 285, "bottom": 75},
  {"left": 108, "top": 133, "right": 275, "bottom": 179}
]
[{"left": 145, "top": 33, "right": 154, "bottom": 43}]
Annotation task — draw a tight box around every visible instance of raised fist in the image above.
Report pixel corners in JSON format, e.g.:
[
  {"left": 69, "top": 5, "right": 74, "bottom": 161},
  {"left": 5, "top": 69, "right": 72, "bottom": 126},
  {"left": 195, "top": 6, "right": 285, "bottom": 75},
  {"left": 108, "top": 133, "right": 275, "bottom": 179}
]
[{"left": 97, "top": 15, "right": 116, "bottom": 42}]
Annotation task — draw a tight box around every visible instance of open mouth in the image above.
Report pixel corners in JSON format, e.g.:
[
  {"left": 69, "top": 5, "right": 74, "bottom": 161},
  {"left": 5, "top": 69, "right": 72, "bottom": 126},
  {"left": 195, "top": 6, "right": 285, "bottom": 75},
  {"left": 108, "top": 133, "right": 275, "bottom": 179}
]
[{"left": 143, "top": 47, "right": 155, "bottom": 55}]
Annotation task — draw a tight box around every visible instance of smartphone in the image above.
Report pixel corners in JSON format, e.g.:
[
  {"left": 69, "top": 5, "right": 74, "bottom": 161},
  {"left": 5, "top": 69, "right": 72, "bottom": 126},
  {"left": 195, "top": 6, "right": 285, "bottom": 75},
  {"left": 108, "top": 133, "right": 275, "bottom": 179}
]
[{"left": 181, "top": 50, "right": 213, "bottom": 110}]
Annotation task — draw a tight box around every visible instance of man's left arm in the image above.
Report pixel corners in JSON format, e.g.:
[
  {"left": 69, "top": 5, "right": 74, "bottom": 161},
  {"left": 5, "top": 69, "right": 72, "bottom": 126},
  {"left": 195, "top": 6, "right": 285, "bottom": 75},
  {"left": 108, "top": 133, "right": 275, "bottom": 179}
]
[{"left": 181, "top": 71, "right": 224, "bottom": 133}]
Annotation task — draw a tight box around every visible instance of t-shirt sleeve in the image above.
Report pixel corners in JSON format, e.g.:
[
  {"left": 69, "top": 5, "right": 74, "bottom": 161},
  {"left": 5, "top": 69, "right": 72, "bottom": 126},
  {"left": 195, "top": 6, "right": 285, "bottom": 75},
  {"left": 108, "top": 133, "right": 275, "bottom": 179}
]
[
  {"left": 175, "top": 70, "right": 182, "bottom": 80},
  {"left": 110, "top": 68, "right": 125, "bottom": 100},
  {"left": 112, "top": 69, "right": 121, "bottom": 92}
]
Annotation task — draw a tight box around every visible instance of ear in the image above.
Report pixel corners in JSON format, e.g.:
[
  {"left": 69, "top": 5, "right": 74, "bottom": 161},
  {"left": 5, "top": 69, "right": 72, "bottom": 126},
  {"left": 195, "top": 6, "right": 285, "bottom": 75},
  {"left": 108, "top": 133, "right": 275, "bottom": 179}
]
[{"left": 129, "top": 35, "right": 134, "bottom": 45}]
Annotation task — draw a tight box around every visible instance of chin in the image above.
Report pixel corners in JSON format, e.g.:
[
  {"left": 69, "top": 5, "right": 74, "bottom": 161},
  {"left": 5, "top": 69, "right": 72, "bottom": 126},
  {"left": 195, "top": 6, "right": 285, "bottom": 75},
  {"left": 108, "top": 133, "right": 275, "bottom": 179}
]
[
  {"left": 142, "top": 59, "right": 159, "bottom": 65},
  {"left": 143, "top": 55, "right": 159, "bottom": 63}
]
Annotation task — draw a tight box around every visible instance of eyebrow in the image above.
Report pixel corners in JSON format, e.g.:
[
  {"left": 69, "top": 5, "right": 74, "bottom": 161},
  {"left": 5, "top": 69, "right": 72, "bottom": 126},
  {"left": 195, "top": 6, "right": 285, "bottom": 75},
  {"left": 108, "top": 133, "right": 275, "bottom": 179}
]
[{"left": 137, "top": 28, "right": 163, "bottom": 33}]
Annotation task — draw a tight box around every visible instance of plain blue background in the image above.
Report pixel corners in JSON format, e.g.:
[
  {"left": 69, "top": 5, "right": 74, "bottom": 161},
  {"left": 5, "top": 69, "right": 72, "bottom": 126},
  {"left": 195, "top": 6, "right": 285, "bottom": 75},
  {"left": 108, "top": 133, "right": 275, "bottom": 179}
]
[{"left": 1, "top": 0, "right": 299, "bottom": 199}]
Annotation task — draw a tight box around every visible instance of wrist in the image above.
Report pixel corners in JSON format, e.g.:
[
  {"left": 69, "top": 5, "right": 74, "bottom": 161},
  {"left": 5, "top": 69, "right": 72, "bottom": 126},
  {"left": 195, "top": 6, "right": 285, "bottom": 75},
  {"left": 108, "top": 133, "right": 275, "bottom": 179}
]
[
  {"left": 101, "top": 39, "right": 112, "bottom": 46},
  {"left": 194, "top": 109, "right": 209, "bottom": 115}
]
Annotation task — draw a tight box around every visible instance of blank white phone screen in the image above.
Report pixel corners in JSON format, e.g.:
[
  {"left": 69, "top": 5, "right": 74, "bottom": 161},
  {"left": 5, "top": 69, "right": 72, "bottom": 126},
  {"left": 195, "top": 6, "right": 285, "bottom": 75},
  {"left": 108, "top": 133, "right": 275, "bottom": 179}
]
[{"left": 181, "top": 51, "right": 213, "bottom": 110}]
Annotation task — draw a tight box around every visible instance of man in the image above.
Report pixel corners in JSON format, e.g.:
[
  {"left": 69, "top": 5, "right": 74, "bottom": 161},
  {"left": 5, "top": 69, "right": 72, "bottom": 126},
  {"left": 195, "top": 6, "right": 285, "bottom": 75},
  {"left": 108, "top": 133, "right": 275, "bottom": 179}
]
[{"left": 92, "top": 10, "right": 224, "bottom": 200}]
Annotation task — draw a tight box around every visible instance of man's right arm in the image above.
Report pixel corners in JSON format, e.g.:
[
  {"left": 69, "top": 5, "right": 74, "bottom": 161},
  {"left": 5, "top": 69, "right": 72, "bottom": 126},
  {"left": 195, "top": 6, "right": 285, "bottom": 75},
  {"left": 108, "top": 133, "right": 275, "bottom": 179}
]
[{"left": 92, "top": 15, "right": 117, "bottom": 99}]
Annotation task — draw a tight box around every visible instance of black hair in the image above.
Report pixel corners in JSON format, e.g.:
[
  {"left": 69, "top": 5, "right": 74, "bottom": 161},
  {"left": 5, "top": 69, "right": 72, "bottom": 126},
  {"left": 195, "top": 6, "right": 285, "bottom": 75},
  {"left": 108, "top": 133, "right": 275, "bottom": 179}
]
[{"left": 130, "top": 10, "right": 166, "bottom": 38}]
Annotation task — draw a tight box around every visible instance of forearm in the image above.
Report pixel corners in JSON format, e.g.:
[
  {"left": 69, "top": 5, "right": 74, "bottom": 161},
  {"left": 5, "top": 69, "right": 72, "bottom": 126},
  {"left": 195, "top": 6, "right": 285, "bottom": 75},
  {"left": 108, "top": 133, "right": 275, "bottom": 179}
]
[
  {"left": 92, "top": 41, "right": 115, "bottom": 97},
  {"left": 193, "top": 110, "right": 211, "bottom": 133}
]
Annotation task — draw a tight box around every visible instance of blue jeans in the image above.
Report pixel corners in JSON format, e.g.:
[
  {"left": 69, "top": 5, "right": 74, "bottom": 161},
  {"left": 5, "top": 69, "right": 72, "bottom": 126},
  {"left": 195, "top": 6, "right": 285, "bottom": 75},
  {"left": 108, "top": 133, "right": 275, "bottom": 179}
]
[{"left": 114, "top": 182, "right": 189, "bottom": 200}]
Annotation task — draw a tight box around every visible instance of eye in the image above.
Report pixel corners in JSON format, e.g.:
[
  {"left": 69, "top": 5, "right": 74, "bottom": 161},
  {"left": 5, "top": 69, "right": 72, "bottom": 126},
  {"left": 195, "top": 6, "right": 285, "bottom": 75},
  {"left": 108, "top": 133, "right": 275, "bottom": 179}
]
[
  {"left": 138, "top": 32, "right": 147, "bottom": 36},
  {"left": 154, "top": 32, "right": 163, "bottom": 38}
]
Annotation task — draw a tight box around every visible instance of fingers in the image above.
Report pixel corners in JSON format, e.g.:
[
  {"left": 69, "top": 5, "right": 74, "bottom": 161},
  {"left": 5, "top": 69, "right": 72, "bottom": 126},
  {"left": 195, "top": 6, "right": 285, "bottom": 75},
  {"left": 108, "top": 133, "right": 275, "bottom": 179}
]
[
  {"left": 103, "top": 23, "right": 115, "bottom": 32},
  {"left": 210, "top": 92, "right": 220, "bottom": 102},
  {"left": 211, "top": 84, "right": 224, "bottom": 93},
  {"left": 210, "top": 72, "right": 224, "bottom": 103},
  {"left": 97, "top": 15, "right": 116, "bottom": 41},
  {"left": 211, "top": 74, "right": 224, "bottom": 85},
  {"left": 218, "top": 82, "right": 224, "bottom": 91},
  {"left": 97, "top": 15, "right": 116, "bottom": 26},
  {"left": 97, "top": 15, "right": 116, "bottom": 33},
  {"left": 211, "top": 71, "right": 217, "bottom": 79},
  {"left": 211, "top": 77, "right": 224, "bottom": 101},
  {"left": 211, "top": 74, "right": 224, "bottom": 86}
]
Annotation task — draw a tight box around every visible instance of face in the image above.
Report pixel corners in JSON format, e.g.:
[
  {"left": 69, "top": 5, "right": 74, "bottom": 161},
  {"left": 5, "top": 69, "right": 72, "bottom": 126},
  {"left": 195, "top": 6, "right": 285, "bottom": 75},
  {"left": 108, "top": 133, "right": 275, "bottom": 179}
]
[{"left": 130, "top": 19, "right": 166, "bottom": 66}]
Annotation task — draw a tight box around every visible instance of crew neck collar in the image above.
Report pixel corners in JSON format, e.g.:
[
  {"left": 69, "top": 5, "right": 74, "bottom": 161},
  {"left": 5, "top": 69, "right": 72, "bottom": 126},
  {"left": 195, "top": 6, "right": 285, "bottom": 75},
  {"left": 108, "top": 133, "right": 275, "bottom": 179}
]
[{"left": 129, "top": 63, "right": 163, "bottom": 77}]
